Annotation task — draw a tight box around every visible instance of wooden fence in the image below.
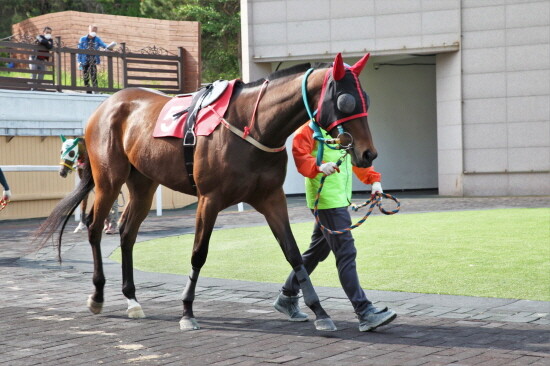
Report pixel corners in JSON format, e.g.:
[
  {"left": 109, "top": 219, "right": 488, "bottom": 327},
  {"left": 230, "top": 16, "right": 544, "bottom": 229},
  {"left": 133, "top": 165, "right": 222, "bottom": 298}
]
[{"left": 0, "top": 37, "right": 185, "bottom": 94}]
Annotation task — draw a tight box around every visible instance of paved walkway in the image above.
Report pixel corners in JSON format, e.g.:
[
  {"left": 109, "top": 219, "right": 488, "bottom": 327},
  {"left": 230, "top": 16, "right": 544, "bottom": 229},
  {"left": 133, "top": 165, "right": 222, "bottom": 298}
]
[{"left": 0, "top": 193, "right": 549, "bottom": 365}]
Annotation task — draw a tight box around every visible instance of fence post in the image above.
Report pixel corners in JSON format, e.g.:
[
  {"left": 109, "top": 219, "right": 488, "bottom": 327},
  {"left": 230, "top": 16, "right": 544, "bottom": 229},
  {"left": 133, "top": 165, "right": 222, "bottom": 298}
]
[
  {"left": 121, "top": 42, "right": 128, "bottom": 88},
  {"left": 55, "top": 36, "right": 62, "bottom": 92},
  {"left": 178, "top": 47, "right": 185, "bottom": 93},
  {"left": 107, "top": 55, "right": 114, "bottom": 90}
]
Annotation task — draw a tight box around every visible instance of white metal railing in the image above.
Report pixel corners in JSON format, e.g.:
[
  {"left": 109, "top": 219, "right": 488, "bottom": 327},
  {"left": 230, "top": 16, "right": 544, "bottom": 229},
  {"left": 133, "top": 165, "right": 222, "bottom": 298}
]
[{"left": 0, "top": 165, "right": 163, "bottom": 218}]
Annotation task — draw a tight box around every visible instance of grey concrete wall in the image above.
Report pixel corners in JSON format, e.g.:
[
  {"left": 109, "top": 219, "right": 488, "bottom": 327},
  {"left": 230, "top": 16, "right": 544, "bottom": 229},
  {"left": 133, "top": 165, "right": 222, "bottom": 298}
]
[
  {"left": 0, "top": 89, "right": 108, "bottom": 136},
  {"left": 461, "top": 0, "right": 550, "bottom": 195},
  {"left": 244, "top": 0, "right": 460, "bottom": 63}
]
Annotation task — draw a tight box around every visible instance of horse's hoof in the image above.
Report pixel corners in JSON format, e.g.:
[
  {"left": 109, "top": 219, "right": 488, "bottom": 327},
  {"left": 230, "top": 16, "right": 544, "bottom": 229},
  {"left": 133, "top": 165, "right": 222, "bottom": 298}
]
[
  {"left": 127, "top": 305, "right": 145, "bottom": 319},
  {"left": 314, "top": 318, "right": 337, "bottom": 331},
  {"left": 74, "top": 222, "right": 87, "bottom": 233},
  {"left": 179, "top": 317, "right": 200, "bottom": 330},
  {"left": 87, "top": 295, "right": 103, "bottom": 314}
]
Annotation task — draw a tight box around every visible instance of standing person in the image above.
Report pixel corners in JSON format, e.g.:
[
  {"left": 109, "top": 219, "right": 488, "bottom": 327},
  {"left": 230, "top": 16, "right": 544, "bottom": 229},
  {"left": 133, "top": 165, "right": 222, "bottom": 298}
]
[
  {"left": 0, "top": 167, "right": 12, "bottom": 202},
  {"left": 273, "top": 122, "right": 396, "bottom": 332},
  {"left": 77, "top": 25, "right": 114, "bottom": 93},
  {"left": 30, "top": 26, "right": 53, "bottom": 87}
]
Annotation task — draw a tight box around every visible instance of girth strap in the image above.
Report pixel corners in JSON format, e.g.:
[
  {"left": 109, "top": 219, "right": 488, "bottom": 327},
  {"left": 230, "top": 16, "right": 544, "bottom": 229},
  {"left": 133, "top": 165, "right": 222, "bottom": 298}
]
[{"left": 181, "top": 84, "right": 214, "bottom": 193}]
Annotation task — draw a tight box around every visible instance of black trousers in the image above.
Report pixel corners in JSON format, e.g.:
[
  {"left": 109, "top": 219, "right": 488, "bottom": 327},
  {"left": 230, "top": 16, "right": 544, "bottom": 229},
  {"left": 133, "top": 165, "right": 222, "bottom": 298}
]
[
  {"left": 282, "top": 207, "right": 371, "bottom": 314},
  {"left": 82, "top": 63, "right": 98, "bottom": 91}
]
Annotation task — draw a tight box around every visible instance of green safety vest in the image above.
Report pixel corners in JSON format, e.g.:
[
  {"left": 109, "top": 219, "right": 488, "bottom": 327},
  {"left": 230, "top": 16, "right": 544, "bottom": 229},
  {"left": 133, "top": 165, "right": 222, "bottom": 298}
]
[{"left": 305, "top": 129, "right": 352, "bottom": 209}]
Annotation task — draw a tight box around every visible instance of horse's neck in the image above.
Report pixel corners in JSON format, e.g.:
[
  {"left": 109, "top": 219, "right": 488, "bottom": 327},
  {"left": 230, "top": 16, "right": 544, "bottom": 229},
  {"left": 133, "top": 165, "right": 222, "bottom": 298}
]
[{"left": 234, "top": 69, "right": 326, "bottom": 148}]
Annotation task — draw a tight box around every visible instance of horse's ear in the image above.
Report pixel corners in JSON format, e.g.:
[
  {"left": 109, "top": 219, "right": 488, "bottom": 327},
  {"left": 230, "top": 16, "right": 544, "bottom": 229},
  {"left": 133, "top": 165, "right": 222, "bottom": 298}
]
[
  {"left": 60, "top": 135, "right": 67, "bottom": 142},
  {"left": 332, "top": 53, "right": 345, "bottom": 81},
  {"left": 74, "top": 137, "right": 81, "bottom": 143},
  {"left": 350, "top": 53, "right": 370, "bottom": 76}
]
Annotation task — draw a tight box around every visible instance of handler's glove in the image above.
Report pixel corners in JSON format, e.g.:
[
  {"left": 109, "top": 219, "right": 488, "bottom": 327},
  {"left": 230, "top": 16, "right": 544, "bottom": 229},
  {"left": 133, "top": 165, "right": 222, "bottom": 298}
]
[
  {"left": 371, "top": 182, "right": 383, "bottom": 197},
  {"left": 319, "top": 162, "right": 340, "bottom": 176},
  {"left": 2, "top": 190, "right": 11, "bottom": 202}
]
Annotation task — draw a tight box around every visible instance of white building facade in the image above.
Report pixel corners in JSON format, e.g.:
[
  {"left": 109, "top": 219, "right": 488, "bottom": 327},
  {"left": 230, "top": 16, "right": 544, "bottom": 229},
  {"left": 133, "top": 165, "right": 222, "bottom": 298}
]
[{"left": 241, "top": 0, "right": 550, "bottom": 196}]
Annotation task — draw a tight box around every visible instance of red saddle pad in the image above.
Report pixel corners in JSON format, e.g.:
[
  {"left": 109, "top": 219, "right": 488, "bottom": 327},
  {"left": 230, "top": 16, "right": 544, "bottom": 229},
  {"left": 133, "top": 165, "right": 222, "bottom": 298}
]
[{"left": 153, "top": 79, "right": 237, "bottom": 138}]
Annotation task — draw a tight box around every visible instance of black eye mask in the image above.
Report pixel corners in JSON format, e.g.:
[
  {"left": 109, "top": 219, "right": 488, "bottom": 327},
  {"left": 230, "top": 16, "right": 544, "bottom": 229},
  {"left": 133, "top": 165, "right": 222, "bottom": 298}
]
[{"left": 316, "top": 69, "right": 369, "bottom": 132}]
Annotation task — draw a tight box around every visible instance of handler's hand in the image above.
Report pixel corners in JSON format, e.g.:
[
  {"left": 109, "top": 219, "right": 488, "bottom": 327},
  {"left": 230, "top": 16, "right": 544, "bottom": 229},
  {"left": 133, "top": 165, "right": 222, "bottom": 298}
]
[
  {"left": 319, "top": 162, "right": 340, "bottom": 176},
  {"left": 2, "top": 190, "right": 11, "bottom": 202},
  {"left": 371, "top": 182, "right": 383, "bottom": 197}
]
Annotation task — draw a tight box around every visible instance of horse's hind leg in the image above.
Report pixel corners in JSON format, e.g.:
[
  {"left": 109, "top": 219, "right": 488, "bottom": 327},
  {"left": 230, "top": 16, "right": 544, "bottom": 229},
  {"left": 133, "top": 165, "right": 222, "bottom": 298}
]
[
  {"left": 180, "top": 195, "right": 220, "bottom": 330},
  {"left": 251, "top": 188, "right": 336, "bottom": 331},
  {"left": 86, "top": 183, "right": 125, "bottom": 314},
  {"left": 74, "top": 193, "right": 89, "bottom": 233},
  {"left": 118, "top": 170, "right": 158, "bottom": 318}
]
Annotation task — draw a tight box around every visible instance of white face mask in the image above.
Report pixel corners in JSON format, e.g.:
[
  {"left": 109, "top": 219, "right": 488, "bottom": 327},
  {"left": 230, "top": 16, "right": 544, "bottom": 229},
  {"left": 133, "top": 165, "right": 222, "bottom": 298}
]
[
  {"left": 89, "top": 32, "right": 97, "bottom": 37},
  {"left": 60, "top": 139, "right": 80, "bottom": 165},
  {"left": 44, "top": 33, "right": 52, "bottom": 40}
]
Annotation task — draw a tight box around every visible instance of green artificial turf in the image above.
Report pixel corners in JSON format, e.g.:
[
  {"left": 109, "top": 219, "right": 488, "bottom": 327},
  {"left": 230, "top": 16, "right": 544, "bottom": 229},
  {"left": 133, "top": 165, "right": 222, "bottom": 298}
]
[{"left": 110, "top": 208, "right": 550, "bottom": 301}]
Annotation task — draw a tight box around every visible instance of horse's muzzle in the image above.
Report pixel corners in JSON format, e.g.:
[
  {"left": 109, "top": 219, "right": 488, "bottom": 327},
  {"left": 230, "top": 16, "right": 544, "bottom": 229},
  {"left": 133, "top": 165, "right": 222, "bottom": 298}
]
[{"left": 353, "top": 148, "right": 377, "bottom": 168}]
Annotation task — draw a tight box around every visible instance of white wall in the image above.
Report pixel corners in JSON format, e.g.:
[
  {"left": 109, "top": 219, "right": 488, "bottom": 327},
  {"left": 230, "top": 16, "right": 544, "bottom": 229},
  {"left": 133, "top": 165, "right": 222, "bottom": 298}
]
[
  {"left": 460, "top": 0, "right": 550, "bottom": 195},
  {"left": 243, "top": 0, "right": 460, "bottom": 62},
  {"left": 361, "top": 55, "right": 438, "bottom": 191},
  {"left": 0, "top": 89, "right": 108, "bottom": 136}
]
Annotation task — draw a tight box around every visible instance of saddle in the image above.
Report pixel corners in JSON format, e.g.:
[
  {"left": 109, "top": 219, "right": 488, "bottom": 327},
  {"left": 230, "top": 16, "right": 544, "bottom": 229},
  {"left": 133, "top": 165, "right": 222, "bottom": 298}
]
[
  {"left": 172, "top": 80, "right": 229, "bottom": 192},
  {"left": 179, "top": 80, "right": 229, "bottom": 147}
]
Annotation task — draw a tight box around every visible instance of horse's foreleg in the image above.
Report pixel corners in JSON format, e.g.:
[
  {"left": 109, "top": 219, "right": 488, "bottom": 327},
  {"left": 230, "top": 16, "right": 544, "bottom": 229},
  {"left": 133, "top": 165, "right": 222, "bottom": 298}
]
[
  {"left": 180, "top": 195, "right": 220, "bottom": 331},
  {"left": 252, "top": 189, "right": 336, "bottom": 331},
  {"left": 119, "top": 174, "right": 158, "bottom": 319}
]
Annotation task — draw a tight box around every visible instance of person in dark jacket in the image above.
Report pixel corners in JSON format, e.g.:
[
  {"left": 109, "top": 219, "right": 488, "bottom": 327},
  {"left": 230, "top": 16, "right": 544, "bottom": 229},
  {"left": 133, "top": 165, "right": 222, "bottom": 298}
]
[{"left": 30, "top": 26, "right": 53, "bottom": 84}]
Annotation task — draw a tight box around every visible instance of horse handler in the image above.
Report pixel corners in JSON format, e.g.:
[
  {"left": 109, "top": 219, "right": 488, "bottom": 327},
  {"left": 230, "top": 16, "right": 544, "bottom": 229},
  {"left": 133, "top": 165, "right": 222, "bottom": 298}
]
[{"left": 273, "top": 122, "right": 397, "bottom": 332}]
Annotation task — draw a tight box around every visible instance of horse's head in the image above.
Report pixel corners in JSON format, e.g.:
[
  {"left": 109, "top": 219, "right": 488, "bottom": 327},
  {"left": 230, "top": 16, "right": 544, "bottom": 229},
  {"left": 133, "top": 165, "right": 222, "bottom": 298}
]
[
  {"left": 59, "top": 135, "right": 81, "bottom": 178},
  {"left": 315, "top": 53, "right": 377, "bottom": 168}
]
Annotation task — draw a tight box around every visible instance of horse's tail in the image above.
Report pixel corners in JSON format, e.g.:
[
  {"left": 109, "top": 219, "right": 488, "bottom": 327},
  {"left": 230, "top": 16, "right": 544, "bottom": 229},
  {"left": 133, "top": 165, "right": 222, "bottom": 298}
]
[{"left": 34, "top": 153, "right": 94, "bottom": 261}]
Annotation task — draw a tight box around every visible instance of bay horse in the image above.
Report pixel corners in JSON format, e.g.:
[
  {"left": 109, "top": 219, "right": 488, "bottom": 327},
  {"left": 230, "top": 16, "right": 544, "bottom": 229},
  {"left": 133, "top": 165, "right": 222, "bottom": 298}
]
[
  {"left": 36, "top": 53, "right": 378, "bottom": 331},
  {"left": 58, "top": 136, "right": 119, "bottom": 234}
]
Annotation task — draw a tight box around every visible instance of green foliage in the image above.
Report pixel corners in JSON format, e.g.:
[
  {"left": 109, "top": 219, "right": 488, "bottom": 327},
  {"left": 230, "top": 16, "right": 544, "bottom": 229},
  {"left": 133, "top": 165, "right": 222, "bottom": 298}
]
[
  {"left": 111, "top": 208, "right": 550, "bottom": 301},
  {"left": 1, "top": 0, "right": 240, "bottom": 84},
  {"left": 140, "top": 0, "right": 240, "bottom": 82},
  {"left": 0, "top": 0, "right": 107, "bottom": 38}
]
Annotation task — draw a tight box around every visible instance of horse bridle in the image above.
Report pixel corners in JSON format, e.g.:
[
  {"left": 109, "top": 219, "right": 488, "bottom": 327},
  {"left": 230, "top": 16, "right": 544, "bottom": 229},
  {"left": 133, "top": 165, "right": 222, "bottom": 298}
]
[
  {"left": 302, "top": 67, "right": 355, "bottom": 166},
  {"left": 59, "top": 139, "right": 81, "bottom": 172}
]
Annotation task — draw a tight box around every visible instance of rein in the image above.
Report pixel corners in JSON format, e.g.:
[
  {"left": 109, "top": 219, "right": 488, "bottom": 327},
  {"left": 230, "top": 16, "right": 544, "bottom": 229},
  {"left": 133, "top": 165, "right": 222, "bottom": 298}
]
[
  {"left": 312, "top": 153, "right": 401, "bottom": 235},
  {"left": 0, "top": 198, "right": 8, "bottom": 211}
]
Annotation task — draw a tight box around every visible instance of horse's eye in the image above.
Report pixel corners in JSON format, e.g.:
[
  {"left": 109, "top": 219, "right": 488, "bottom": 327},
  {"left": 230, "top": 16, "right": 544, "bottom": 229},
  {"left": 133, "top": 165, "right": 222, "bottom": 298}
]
[
  {"left": 337, "top": 93, "right": 356, "bottom": 114},
  {"left": 68, "top": 150, "right": 76, "bottom": 158}
]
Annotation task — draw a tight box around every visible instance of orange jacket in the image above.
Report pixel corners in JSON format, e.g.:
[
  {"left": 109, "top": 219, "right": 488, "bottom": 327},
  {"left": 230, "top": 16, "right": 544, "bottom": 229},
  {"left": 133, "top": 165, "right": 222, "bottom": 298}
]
[{"left": 292, "top": 123, "right": 381, "bottom": 184}]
